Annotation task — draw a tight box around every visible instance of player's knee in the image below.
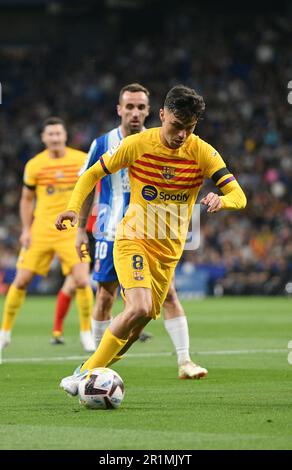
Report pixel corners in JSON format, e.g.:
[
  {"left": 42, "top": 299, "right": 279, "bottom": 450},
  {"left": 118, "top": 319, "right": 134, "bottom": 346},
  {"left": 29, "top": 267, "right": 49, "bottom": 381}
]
[
  {"left": 14, "top": 271, "right": 32, "bottom": 289},
  {"left": 126, "top": 304, "right": 152, "bottom": 321},
  {"left": 98, "top": 289, "right": 115, "bottom": 312},
  {"left": 164, "top": 290, "right": 176, "bottom": 304},
  {"left": 164, "top": 283, "right": 177, "bottom": 304},
  {"left": 62, "top": 276, "right": 76, "bottom": 296},
  {"left": 66, "top": 285, "right": 76, "bottom": 297},
  {"left": 14, "top": 279, "right": 30, "bottom": 290},
  {"left": 73, "top": 277, "right": 89, "bottom": 289}
]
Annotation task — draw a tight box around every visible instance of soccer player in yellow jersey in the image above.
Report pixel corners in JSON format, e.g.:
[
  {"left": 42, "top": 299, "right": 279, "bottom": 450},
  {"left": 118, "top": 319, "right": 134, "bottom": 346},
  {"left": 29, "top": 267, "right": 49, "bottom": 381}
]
[
  {"left": 56, "top": 85, "right": 247, "bottom": 395},
  {"left": 0, "top": 117, "right": 95, "bottom": 353},
  {"left": 75, "top": 83, "right": 207, "bottom": 378}
]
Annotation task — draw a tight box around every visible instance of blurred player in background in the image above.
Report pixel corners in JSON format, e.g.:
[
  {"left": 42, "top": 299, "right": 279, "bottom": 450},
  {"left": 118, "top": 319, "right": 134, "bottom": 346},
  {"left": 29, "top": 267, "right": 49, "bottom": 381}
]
[
  {"left": 58, "top": 83, "right": 214, "bottom": 379},
  {"left": 0, "top": 117, "right": 95, "bottom": 353},
  {"left": 56, "top": 84, "right": 247, "bottom": 394},
  {"left": 51, "top": 212, "right": 96, "bottom": 345}
]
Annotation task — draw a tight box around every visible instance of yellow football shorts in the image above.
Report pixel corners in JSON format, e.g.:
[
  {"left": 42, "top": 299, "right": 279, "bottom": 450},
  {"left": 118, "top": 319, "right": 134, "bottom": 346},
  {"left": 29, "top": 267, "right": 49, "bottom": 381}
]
[
  {"left": 113, "top": 239, "right": 175, "bottom": 319},
  {"left": 16, "top": 225, "right": 90, "bottom": 276}
]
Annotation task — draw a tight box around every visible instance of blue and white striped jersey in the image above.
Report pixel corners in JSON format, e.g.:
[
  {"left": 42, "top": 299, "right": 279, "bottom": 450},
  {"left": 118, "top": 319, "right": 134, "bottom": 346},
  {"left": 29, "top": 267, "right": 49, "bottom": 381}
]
[{"left": 80, "top": 127, "right": 130, "bottom": 241}]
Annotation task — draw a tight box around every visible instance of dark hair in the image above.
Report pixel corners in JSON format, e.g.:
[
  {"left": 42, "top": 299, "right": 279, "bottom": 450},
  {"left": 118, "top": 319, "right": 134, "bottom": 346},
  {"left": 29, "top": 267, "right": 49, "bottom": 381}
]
[
  {"left": 164, "top": 85, "right": 205, "bottom": 122},
  {"left": 42, "top": 117, "right": 66, "bottom": 131},
  {"left": 119, "top": 83, "right": 150, "bottom": 103}
]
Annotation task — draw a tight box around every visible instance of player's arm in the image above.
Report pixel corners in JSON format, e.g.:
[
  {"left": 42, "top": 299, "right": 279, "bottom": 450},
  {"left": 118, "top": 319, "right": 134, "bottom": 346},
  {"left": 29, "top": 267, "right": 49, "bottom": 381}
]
[
  {"left": 216, "top": 168, "right": 247, "bottom": 210},
  {"left": 201, "top": 168, "right": 247, "bottom": 213},
  {"left": 55, "top": 161, "right": 108, "bottom": 230},
  {"left": 75, "top": 191, "right": 95, "bottom": 260},
  {"left": 77, "top": 138, "right": 100, "bottom": 228},
  {"left": 19, "top": 185, "right": 36, "bottom": 248},
  {"left": 75, "top": 139, "right": 100, "bottom": 258},
  {"left": 56, "top": 139, "right": 136, "bottom": 230},
  {"left": 20, "top": 159, "right": 37, "bottom": 247},
  {"left": 77, "top": 138, "right": 101, "bottom": 228},
  {"left": 200, "top": 143, "right": 247, "bottom": 213},
  {"left": 78, "top": 191, "right": 95, "bottom": 228}
]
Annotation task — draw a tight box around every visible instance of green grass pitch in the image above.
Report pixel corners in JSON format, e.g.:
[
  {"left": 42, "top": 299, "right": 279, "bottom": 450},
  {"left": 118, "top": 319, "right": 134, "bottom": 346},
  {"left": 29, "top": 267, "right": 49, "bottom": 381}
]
[{"left": 0, "top": 296, "right": 291, "bottom": 450}]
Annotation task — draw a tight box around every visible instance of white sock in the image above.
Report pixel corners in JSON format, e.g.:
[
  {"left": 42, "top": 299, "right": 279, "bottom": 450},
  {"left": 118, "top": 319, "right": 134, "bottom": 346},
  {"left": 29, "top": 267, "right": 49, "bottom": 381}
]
[
  {"left": 164, "top": 316, "right": 190, "bottom": 365},
  {"left": 91, "top": 318, "right": 112, "bottom": 347}
]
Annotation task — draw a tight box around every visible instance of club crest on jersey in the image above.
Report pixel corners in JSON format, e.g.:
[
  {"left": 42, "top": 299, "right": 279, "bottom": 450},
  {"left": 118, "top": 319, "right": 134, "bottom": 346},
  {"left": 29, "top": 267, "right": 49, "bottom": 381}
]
[
  {"left": 162, "top": 166, "right": 176, "bottom": 180},
  {"left": 133, "top": 271, "right": 144, "bottom": 281},
  {"left": 46, "top": 185, "right": 55, "bottom": 195}
]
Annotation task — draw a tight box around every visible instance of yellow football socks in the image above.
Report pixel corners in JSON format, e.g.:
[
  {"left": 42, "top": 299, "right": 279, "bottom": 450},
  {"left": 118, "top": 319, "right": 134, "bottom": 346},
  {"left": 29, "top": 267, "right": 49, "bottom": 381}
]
[
  {"left": 107, "top": 354, "right": 124, "bottom": 367},
  {"left": 81, "top": 328, "right": 128, "bottom": 371},
  {"left": 76, "top": 285, "right": 93, "bottom": 332},
  {"left": 1, "top": 285, "right": 26, "bottom": 331}
]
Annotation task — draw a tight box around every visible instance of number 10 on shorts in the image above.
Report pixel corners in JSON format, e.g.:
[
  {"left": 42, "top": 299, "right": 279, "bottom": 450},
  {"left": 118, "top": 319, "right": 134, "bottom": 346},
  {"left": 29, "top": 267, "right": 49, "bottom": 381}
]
[{"left": 95, "top": 241, "right": 108, "bottom": 260}]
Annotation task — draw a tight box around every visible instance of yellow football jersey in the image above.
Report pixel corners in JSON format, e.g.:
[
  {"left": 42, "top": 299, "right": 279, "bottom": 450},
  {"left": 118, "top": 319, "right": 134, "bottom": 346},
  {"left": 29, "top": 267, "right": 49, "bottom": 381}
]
[
  {"left": 68, "top": 128, "right": 245, "bottom": 264},
  {"left": 24, "top": 147, "right": 87, "bottom": 232}
]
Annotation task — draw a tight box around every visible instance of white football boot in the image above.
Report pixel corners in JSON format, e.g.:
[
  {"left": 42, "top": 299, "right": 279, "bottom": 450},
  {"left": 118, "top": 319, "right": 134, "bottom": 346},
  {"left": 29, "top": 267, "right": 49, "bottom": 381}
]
[
  {"left": 80, "top": 331, "right": 96, "bottom": 353},
  {"left": 60, "top": 364, "right": 89, "bottom": 396},
  {"left": 178, "top": 361, "right": 208, "bottom": 380},
  {"left": 0, "top": 330, "right": 11, "bottom": 351}
]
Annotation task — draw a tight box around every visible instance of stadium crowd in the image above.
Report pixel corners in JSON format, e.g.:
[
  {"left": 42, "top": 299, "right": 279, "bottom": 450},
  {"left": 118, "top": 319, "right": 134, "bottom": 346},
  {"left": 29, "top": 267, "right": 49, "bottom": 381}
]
[{"left": 1, "top": 5, "right": 292, "bottom": 295}]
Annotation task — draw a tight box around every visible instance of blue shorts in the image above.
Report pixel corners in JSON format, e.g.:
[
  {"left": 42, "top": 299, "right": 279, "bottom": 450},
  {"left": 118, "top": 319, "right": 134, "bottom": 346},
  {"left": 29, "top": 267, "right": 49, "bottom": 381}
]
[{"left": 92, "top": 240, "right": 118, "bottom": 283}]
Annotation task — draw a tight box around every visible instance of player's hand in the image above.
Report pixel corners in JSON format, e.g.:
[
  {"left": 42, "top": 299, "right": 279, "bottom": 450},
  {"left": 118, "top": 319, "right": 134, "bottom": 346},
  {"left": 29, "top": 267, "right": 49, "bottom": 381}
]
[
  {"left": 76, "top": 227, "right": 89, "bottom": 260},
  {"left": 55, "top": 211, "right": 78, "bottom": 231},
  {"left": 200, "top": 192, "right": 222, "bottom": 213},
  {"left": 19, "top": 229, "right": 31, "bottom": 249}
]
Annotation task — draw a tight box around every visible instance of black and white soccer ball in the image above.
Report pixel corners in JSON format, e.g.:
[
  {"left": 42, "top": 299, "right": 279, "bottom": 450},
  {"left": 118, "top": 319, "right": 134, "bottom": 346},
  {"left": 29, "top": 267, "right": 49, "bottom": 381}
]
[{"left": 78, "top": 367, "right": 125, "bottom": 410}]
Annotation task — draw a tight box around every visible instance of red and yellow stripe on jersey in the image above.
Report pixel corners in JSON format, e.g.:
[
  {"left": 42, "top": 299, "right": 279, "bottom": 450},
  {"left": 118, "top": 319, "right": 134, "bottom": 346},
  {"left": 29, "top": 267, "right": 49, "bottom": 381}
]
[
  {"left": 24, "top": 147, "right": 87, "bottom": 233},
  {"left": 67, "top": 128, "right": 246, "bottom": 265}
]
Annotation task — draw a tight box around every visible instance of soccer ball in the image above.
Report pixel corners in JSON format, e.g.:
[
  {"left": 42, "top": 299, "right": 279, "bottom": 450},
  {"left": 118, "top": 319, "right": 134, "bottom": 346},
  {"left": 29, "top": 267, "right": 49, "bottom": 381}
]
[{"left": 78, "top": 367, "right": 125, "bottom": 410}]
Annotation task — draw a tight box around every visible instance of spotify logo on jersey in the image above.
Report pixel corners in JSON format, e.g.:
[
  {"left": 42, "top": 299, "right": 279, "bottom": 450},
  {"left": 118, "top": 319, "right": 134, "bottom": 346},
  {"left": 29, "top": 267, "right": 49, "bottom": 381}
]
[{"left": 141, "top": 185, "right": 158, "bottom": 201}]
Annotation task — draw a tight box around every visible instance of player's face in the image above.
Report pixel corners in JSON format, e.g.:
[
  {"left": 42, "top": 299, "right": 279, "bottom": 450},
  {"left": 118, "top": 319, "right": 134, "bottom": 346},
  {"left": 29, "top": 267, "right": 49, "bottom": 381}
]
[
  {"left": 41, "top": 124, "right": 67, "bottom": 152},
  {"left": 159, "top": 108, "right": 197, "bottom": 149},
  {"left": 117, "top": 91, "right": 150, "bottom": 135}
]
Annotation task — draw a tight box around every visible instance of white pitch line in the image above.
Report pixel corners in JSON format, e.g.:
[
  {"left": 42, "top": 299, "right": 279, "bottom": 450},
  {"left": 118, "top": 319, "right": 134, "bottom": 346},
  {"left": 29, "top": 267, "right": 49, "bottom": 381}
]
[{"left": 0, "top": 348, "right": 287, "bottom": 364}]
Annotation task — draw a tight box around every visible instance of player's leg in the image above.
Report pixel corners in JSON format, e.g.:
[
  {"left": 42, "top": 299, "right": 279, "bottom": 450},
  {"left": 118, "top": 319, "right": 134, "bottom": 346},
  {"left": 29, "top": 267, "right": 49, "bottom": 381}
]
[
  {"left": 59, "top": 241, "right": 155, "bottom": 395},
  {"left": 51, "top": 274, "right": 76, "bottom": 345},
  {"left": 60, "top": 287, "right": 152, "bottom": 395},
  {"left": 0, "top": 268, "right": 34, "bottom": 349},
  {"left": 107, "top": 320, "right": 149, "bottom": 366},
  {"left": 92, "top": 282, "right": 152, "bottom": 345},
  {"left": 56, "top": 234, "right": 94, "bottom": 352},
  {"left": 70, "top": 262, "right": 95, "bottom": 352},
  {"left": 163, "top": 280, "right": 208, "bottom": 379},
  {"left": 82, "top": 286, "right": 152, "bottom": 370},
  {"left": 91, "top": 281, "right": 119, "bottom": 347},
  {"left": 92, "top": 281, "right": 152, "bottom": 364},
  {"left": 82, "top": 240, "right": 163, "bottom": 371},
  {"left": 1, "top": 243, "right": 53, "bottom": 350},
  {"left": 90, "top": 239, "right": 118, "bottom": 346},
  {"left": 91, "top": 239, "right": 152, "bottom": 346}
]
